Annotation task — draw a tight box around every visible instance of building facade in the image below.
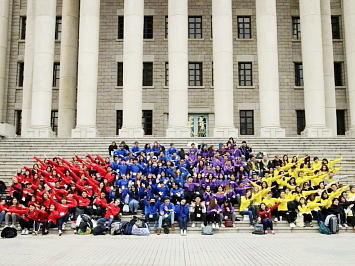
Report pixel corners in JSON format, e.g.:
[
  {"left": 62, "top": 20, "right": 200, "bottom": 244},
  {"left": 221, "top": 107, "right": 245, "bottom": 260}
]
[{"left": 0, "top": 0, "right": 355, "bottom": 138}]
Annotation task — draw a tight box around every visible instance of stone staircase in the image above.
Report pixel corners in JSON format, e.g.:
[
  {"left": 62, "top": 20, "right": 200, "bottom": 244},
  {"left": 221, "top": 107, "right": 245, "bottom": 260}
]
[{"left": 0, "top": 137, "right": 355, "bottom": 184}]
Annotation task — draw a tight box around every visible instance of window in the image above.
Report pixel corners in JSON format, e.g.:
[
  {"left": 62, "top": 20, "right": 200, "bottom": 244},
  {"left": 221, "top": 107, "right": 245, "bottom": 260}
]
[
  {"left": 15, "top": 110, "right": 22, "bottom": 136},
  {"left": 19, "top": 16, "right": 26, "bottom": 40},
  {"left": 237, "top": 16, "right": 251, "bottom": 39},
  {"left": 188, "top": 16, "right": 202, "bottom": 39},
  {"left": 165, "top": 62, "right": 169, "bottom": 87},
  {"left": 211, "top": 62, "right": 214, "bottom": 87},
  {"left": 116, "top": 110, "right": 123, "bottom": 135},
  {"left": 331, "top": 16, "right": 341, "bottom": 40},
  {"left": 144, "top": 16, "right": 153, "bottom": 39},
  {"left": 143, "top": 62, "right": 153, "bottom": 86},
  {"left": 238, "top": 62, "right": 253, "bottom": 86},
  {"left": 294, "top": 62, "right": 303, "bottom": 87},
  {"left": 53, "top": 63, "right": 60, "bottom": 87},
  {"left": 55, "top": 17, "right": 62, "bottom": 41},
  {"left": 165, "top": 16, "right": 168, "bottom": 39},
  {"left": 143, "top": 110, "right": 153, "bottom": 135},
  {"left": 51, "top": 110, "right": 58, "bottom": 135},
  {"left": 210, "top": 16, "right": 213, "bottom": 39},
  {"left": 117, "top": 16, "right": 124, "bottom": 39},
  {"left": 117, "top": 62, "right": 123, "bottom": 86},
  {"left": 240, "top": 110, "right": 254, "bottom": 135},
  {"left": 189, "top": 62, "right": 203, "bottom": 86},
  {"left": 336, "top": 110, "right": 346, "bottom": 135},
  {"left": 296, "top": 110, "right": 306, "bottom": 135},
  {"left": 292, "top": 16, "right": 301, "bottom": 40},
  {"left": 334, "top": 62, "right": 344, "bottom": 86},
  {"left": 17, "top": 62, "right": 24, "bottom": 87}
]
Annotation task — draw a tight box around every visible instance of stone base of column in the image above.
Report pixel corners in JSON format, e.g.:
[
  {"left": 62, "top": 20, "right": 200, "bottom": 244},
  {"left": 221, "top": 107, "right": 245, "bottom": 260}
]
[
  {"left": 119, "top": 127, "right": 144, "bottom": 138},
  {"left": 166, "top": 127, "right": 190, "bottom": 138},
  {"left": 72, "top": 126, "right": 97, "bottom": 138},
  {"left": 213, "top": 127, "right": 238, "bottom": 138},
  {"left": 0, "top": 123, "right": 16, "bottom": 138},
  {"left": 22, "top": 127, "right": 55, "bottom": 138},
  {"left": 260, "top": 127, "right": 285, "bottom": 138},
  {"left": 346, "top": 127, "right": 355, "bottom": 137},
  {"left": 301, "top": 127, "right": 333, "bottom": 138}
]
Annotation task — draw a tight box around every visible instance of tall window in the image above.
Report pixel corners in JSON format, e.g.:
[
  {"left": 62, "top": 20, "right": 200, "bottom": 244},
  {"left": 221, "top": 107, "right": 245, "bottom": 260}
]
[
  {"left": 211, "top": 62, "right": 214, "bottom": 87},
  {"left": 294, "top": 62, "right": 303, "bottom": 86},
  {"left": 53, "top": 63, "right": 60, "bottom": 87},
  {"left": 189, "top": 62, "right": 203, "bottom": 86},
  {"left": 15, "top": 110, "right": 22, "bottom": 136},
  {"left": 117, "top": 62, "right": 123, "bottom": 86},
  {"left": 143, "top": 62, "right": 153, "bottom": 86},
  {"left": 51, "top": 110, "right": 58, "bottom": 135},
  {"left": 336, "top": 110, "right": 346, "bottom": 135},
  {"left": 331, "top": 16, "right": 341, "bottom": 40},
  {"left": 296, "top": 110, "right": 306, "bottom": 135},
  {"left": 144, "top": 16, "right": 153, "bottom": 39},
  {"left": 165, "top": 16, "right": 168, "bottom": 39},
  {"left": 238, "top": 62, "right": 253, "bottom": 86},
  {"left": 19, "top": 16, "right": 26, "bottom": 40},
  {"left": 55, "top": 17, "right": 62, "bottom": 41},
  {"left": 240, "top": 110, "right": 254, "bottom": 135},
  {"left": 143, "top": 110, "right": 153, "bottom": 135},
  {"left": 165, "top": 62, "right": 169, "bottom": 86},
  {"left": 116, "top": 110, "right": 123, "bottom": 135},
  {"left": 334, "top": 62, "right": 344, "bottom": 86},
  {"left": 188, "top": 16, "right": 202, "bottom": 39},
  {"left": 17, "top": 62, "right": 24, "bottom": 87},
  {"left": 117, "top": 16, "right": 124, "bottom": 39},
  {"left": 237, "top": 16, "right": 251, "bottom": 39},
  {"left": 292, "top": 16, "right": 301, "bottom": 40}
]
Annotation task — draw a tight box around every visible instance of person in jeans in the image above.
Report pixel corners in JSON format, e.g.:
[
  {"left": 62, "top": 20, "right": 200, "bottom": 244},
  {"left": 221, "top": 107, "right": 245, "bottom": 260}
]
[
  {"left": 239, "top": 189, "right": 257, "bottom": 226},
  {"left": 190, "top": 196, "right": 207, "bottom": 227},
  {"left": 144, "top": 198, "right": 160, "bottom": 232},
  {"left": 221, "top": 200, "right": 236, "bottom": 227},
  {"left": 157, "top": 197, "right": 175, "bottom": 235},
  {"left": 96, "top": 199, "right": 121, "bottom": 227},
  {"left": 175, "top": 198, "right": 189, "bottom": 236},
  {"left": 258, "top": 202, "right": 280, "bottom": 234}
]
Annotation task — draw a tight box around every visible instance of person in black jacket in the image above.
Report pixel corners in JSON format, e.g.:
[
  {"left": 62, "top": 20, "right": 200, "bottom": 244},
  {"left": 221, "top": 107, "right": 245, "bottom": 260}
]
[{"left": 108, "top": 141, "right": 117, "bottom": 156}]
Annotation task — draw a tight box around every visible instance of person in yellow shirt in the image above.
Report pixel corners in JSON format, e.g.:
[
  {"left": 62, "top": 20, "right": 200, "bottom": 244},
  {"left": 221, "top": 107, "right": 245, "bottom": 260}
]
[
  {"left": 298, "top": 197, "right": 313, "bottom": 227},
  {"left": 276, "top": 191, "right": 297, "bottom": 227},
  {"left": 239, "top": 189, "right": 257, "bottom": 226}
]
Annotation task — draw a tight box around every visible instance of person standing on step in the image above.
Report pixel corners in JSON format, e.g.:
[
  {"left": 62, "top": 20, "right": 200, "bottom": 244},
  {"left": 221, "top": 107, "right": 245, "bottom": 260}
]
[{"left": 175, "top": 198, "right": 189, "bottom": 236}]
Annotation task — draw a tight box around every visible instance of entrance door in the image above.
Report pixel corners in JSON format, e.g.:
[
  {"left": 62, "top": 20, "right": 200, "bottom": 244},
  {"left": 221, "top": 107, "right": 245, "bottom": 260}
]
[
  {"left": 189, "top": 114, "right": 208, "bottom": 137},
  {"left": 336, "top": 110, "right": 346, "bottom": 135}
]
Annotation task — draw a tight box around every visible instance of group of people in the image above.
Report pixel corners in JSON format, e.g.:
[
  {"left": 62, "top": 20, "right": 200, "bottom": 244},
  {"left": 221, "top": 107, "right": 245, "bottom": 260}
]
[{"left": 0, "top": 137, "right": 354, "bottom": 236}]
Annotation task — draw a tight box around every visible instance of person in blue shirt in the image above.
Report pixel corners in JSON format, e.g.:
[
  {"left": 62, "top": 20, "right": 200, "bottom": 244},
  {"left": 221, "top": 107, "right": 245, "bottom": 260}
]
[
  {"left": 110, "top": 156, "right": 120, "bottom": 172},
  {"left": 175, "top": 198, "right": 190, "bottom": 236},
  {"left": 117, "top": 159, "right": 129, "bottom": 176},
  {"left": 113, "top": 145, "right": 127, "bottom": 158},
  {"left": 167, "top": 143, "right": 178, "bottom": 155},
  {"left": 144, "top": 198, "right": 160, "bottom": 231},
  {"left": 157, "top": 197, "right": 175, "bottom": 235},
  {"left": 131, "top": 141, "right": 141, "bottom": 155},
  {"left": 170, "top": 182, "right": 184, "bottom": 204},
  {"left": 114, "top": 174, "right": 129, "bottom": 190}
]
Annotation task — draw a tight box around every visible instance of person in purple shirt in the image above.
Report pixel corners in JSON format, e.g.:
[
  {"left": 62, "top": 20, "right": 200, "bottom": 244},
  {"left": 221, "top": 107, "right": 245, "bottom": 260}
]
[
  {"left": 203, "top": 186, "right": 213, "bottom": 204},
  {"left": 221, "top": 200, "right": 236, "bottom": 227},
  {"left": 206, "top": 198, "right": 222, "bottom": 228},
  {"left": 214, "top": 186, "right": 227, "bottom": 205}
]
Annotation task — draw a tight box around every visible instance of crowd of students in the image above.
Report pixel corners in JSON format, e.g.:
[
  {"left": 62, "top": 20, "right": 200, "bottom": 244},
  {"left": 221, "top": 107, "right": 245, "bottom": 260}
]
[{"left": 0, "top": 138, "right": 354, "bottom": 236}]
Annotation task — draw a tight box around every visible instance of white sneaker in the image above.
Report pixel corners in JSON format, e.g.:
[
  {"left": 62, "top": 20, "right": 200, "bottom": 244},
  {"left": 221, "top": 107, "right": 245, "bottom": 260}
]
[
  {"left": 343, "top": 224, "right": 349, "bottom": 228},
  {"left": 58, "top": 230, "right": 62, "bottom": 236},
  {"left": 274, "top": 218, "right": 278, "bottom": 222},
  {"left": 183, "top": 230, "right": 187, "bottom": 236},
  {"left": 339, "top": 224, "right": 343, "bottom": 228},
  {"left": 233, "top": 224, "right": 236, "bottom": 228},
  {"left": 21, "top": 229, "right": 26, "bottom": 235},
  {"left": 24, "top": 229, "right": 29, "bottom": 235},
  {"left": 290, "top": 223, "right": 296, "bottom": 228},
  {"left": 62, "top": 222, "right": 66, "bottom": 230},
  {"left": 180, "top": 230, "right": 184, "bottom": 236},
  {"left": 221, "top": 224, "right": 225, "bottom": 228},
  {"left": 212, "top": 224, "right": 216, "bottom": 229},
  {"left": 201, "top": 223, "right": 205, "bottom": 228},
  {"left": 191, "top": 223, "right": 195, "bottom": 228},
  {"left": 215, "top": 224, "right": 219, "bottom": 229}
]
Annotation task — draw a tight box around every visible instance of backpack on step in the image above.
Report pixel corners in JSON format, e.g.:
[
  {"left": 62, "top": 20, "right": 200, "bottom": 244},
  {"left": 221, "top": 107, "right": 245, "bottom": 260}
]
[
  {"left": 329, "top": 216, "right": 339, "bottom": 234},
  {"left": 93, "top": 224, "right": 108, "bottom": 235},
  {"left": 110, "top": 221, "right": 127, "bottom": 235},
  {"left": 1, "top": 227, "right": 17, "bottom": 238},
  {"left": 252, "top": 224, "right": 264, "bottom": 235},
  {"left": 318, "top": 221, "right": 331, "bottom": 235},
  {"left": 131, "top": 224, "right": 150, "bottom": 236},
  {"left": 201, "top": 225, "right": 213, "bottom": 235}
]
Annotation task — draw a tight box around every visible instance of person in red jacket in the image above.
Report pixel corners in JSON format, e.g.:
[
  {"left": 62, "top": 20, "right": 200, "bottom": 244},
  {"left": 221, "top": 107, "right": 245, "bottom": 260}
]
[
  {"left": 13, "top": 204, "right": 42, "bottom": 235},
  {"left": 73, "top": 191, "right": 91, "bottom": 218},
  {"left": 49, "top": 196, "right": 77, "bottom": 235},
  {"left": 93, "top": 192, "right": 108, "bottom": 217},
  {"left": 5, "top": 198, "right": 26, "bottom": 228},
  {"left": 97, "top": 199, "right": 121, "bottom": 226},
  {"left": 258, "top": 202, "right": 281, "bottom": 234}
]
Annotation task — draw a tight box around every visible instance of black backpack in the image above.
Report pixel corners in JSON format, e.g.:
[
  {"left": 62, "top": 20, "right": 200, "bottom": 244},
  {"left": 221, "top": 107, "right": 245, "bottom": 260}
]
[
  {"left": 81, "top": 214, "right": 94, "bottom": 228},
  {"left": 122, "top": 221, "right": 134, "bottom": 235},
  {"left": 1, "top": 227, "right": 17, "bottom": 238},
  {"left": 93, "top": 224, "right": 107, "bottom": 236}
]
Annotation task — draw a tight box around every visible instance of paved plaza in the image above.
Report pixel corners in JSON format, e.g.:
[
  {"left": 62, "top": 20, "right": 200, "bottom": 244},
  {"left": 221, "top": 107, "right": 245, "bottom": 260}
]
[{"left": 0, "top": 233, "right": 354, "bottom": 266}]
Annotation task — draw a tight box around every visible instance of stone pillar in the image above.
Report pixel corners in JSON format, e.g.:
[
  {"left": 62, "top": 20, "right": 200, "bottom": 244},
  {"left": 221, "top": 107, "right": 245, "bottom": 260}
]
[
  {"left": 166, "top": 0, "right": 190, "bottom": 137},
  {"left": 119, "top": 0, "right": 144, "bottom": 137},
  {"left": 21, "top": 0, "right": 35, "bottom": 135},
  {"left": 23, "top": 0, "right": 56, "bottom": 138},
  {"left": 0, "top": 0, "right": 9, "bottom": 123},
  {"left": 72, "top": 0, "right": 100, "bottom": 138},
  {"left": 58, "top": 0, "right": 79, "bottom": 137},
  {"left": 255, "top": 0, "right": 285, "bottom": 138},
  {"left": 212, "top": 0, "right": 238, "bottom": 138},
  {"left": 344, "top": 0, "right": 355, "bottom": 136},
  {"left": 321, "top": 0, "right": 337, "bottom": 136},
  {"left": 299, "top": 0, "right": 332, "bottom": 137}
]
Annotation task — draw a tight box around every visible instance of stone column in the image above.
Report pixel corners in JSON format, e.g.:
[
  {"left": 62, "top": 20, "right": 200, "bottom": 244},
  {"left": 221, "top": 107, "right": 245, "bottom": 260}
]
[
  {"left": 321, "top": 0, "right": 337, "bottom": 136},
  {"left": 0, "top": 0, "right": 9, "bottom": 123},
  {"left": 21, "top": 0, "right": 35, "bottom": 135},
  {"left": 255, "top": 0, "right": 285, "bottom": 138},
  {"left": 212, "top": 0, "right": 238, "bottom": 138},
  {"left": 344, "top": 0, "right": 355, "bottom": 136},
  {"left": 72, "top": 0, "right": 100, "bottom": 138},
  {"left": 119, "top": 0, "right": 144, "bottom": 137},
  {"left": 166, "top": 0, "right": 190, "bottom": 137},
  {"left": 23, "top": 0, "right": 56, "bottom": 138},
  {"left": 58, "top": 0, "right": 79, "bottom": 137},
  {"left": 299, "top": 0, "right": 332, "bottom": 137}
]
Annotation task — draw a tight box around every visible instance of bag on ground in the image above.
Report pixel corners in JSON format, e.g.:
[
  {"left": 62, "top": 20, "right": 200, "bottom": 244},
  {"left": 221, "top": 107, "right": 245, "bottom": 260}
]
[
  {"left": 252, "top": 224, "right": 264, "bottom": 235},
  {"left": 122, "top": 222, "right": 134, "bottom": 235},
  {"left": 93, "top": 224, "right": 107, "bottom": 235},
  {"left": 318, "top": 221, "right": 331, "bottom": 235},
  {"left": 1, "top": 227, "right": 17, "bottom": 238},
  {"left": 224, "top": 219, "right": 233, "bottom": 228},
  {"left": 201, "top": 225, "right": 213, "bottom": 235},
  {"left": 329, "top": 216, "right": 339, "bottom": 234},
  {"left": 131, "top": 224, "right": 150, "bottom": 236},
  {"left": 110, "top": 221, "right": 127, "bottom": 235}
]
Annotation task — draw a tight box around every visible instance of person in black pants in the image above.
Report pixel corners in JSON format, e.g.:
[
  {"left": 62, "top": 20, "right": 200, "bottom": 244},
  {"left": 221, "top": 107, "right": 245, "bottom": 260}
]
[{"left": 190, "top": 196, "right": 207, "bottom": 227}]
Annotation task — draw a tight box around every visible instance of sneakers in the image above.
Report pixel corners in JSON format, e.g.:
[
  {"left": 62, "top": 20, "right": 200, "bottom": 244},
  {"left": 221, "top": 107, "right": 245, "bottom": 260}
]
[
  {"left": 201, "top": 223, "right": 205, "bottom": 228},
  {"left": 212, "top": 223, "right": 216, "bottom": 229},
  {"left": 180, "top": 229, "right": 184, "bottom": 236},
  {"left": 309, "top": 222, "right": 314, "bottom": 227},
  {"left": 274, "top": 218, "right": 278, "bottom": 222},
  {"left": 343, "top": 224, "right": 348, "bottom": 228},
  {"left": 221, "top": 224, "right": 225, "bottom": 228},
  {"left": 339, "top": 224, "right": 343, "bottom": 228},
  {"left": 289, "top": 223, "right": 296, "bottom": 228},
  {"left": 21, "top": 229, "right": 26, "bottom": 235},
  {"left": 58, "top": 230, "right": 62, "bottom": 236},
  {"left": 191, "top": 223, "right": 195, "bottom": 228},
  {"left": 270, "top": 230, "right": 275, "bottom": 234},
  {"left": 264, "top": 231, "right": 268, "bottom": 234},
  {"left": 183, "top": 230, "right": 187, "bottom": 236},
  {"left": 62, "top": 222, "right": 66, "bottom": 231},
  {"left": 215, "top": 224, "right": 219, "bottom": 229}
]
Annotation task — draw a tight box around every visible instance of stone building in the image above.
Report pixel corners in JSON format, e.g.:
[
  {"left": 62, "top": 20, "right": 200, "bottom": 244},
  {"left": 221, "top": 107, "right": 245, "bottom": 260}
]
[{"left": 0, "top": 0, "right": 354, "bottom": 138}]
